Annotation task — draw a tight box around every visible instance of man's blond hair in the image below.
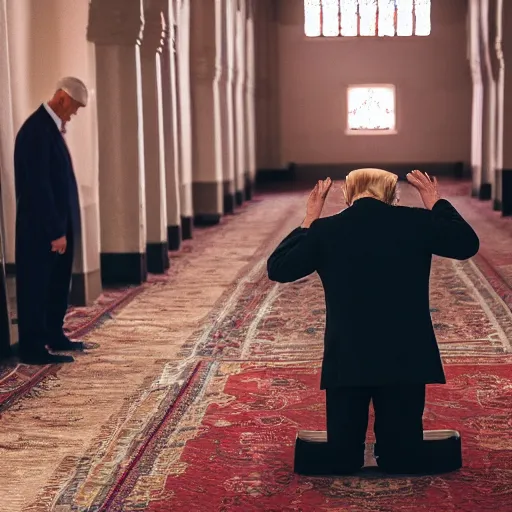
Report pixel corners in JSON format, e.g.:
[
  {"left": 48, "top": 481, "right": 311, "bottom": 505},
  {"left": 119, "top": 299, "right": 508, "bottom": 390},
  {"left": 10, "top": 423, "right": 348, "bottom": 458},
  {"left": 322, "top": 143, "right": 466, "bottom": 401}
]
[{"left": 343, "top": 168, "right": 399, "bottom": 206}]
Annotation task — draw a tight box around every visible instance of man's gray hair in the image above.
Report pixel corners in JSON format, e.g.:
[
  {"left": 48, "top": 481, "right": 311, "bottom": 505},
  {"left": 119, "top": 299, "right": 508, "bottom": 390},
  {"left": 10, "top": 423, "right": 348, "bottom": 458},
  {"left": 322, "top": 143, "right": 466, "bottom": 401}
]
[{"left": 56, "top": 77, "right": 88, "bottom": 107}]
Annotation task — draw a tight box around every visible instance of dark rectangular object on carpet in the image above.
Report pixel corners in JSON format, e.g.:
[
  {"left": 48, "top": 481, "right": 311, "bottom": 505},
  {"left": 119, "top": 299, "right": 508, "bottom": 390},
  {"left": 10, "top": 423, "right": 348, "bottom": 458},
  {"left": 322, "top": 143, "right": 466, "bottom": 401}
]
[
  {"left": 194, "top": 213, "right": 221, "bottom": 227},
  {"left": 223, "top": 193, "right": 235, "bottom": 214},
  {"left": 147, "top": 242, "right": 170, "bottom": 274},
  {"left": 100, "top": 252, "right": 147, "bottom": 286},
  {"left": 294, "top": 430, "right": 462, "bottom": 476},
  {"left": 502, "top": 169, "right": 512, "bottom": 216},
  {"left": 181, "top": 216, "right": 193, "bottom": 240},
  {"left": 167, "top": 225, "right": 181, "bottom": 251}
]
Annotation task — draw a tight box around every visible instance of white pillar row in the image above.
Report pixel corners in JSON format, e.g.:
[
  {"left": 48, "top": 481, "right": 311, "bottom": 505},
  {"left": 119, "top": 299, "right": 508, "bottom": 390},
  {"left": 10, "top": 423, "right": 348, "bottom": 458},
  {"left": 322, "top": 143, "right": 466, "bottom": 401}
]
[
  {"left": 0, "top": 0, "right": 15, "bottom": 271},
  {"left": 5, "top": 0, "right": 101, "bottom": 305},
  {"left": 234, "top": 0, "right": 247, "bottom": 205},
  {"left": 226, "top": 0, "right": 240, "bottom": 207},
  {"left": 189, "top": 0, "right": 224, "bottom": 225},
  {"left": 87, "top": 0, "right": 148, "bottom": 285},
  {"left": 220, "top": 0, "right": 237, "bottom": 215},
  {"left": 244, "top": 1, "right": 256, "bottom": 200},
  {"left": 141, "top": 0, "right": 170, "bottom": 273},
  {"left": 500, "top": 0, "right": 512, "bottom": 215},
  {"left": 161, "top": 0, "right": 183, "bottom": 250},
  {"left": 0, "top": 0, "right": 13, "bottom": 353},
  {"left": 175, "top": 0, "right": 194, "bottom": 239},
  {"left": 479, "top": 0, "right": 495, "bottom": 201},
  {"left": 469, "top": 0, "right": 484, "bottom": 198},
  {"left": 493, "top": 0, "right": 504, "bottom": 211}
]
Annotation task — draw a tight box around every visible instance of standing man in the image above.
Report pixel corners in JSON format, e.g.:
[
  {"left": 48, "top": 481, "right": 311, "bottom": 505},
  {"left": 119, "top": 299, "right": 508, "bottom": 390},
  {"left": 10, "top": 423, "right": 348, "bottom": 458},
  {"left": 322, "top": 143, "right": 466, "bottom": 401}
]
[{"left": 14, "top": 77, "right": 88, "bottom": 364}]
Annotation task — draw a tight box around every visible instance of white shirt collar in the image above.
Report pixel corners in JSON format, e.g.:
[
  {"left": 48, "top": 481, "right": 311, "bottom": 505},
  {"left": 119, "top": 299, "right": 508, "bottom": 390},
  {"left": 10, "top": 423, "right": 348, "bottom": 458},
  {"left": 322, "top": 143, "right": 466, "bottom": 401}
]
[{"left": 43, "top": 102, "right": 62, "bottom": 131}]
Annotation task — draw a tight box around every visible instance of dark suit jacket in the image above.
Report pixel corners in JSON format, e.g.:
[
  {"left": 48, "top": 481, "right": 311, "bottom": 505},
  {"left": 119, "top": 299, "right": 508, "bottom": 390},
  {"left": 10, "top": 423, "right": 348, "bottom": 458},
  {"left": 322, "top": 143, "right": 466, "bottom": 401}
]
[
  {"left": 267, "top": 197, "right": 480, "bottom": 389},
  {"left": 14, "top": 105, "right": 81, "bottom": 248}
]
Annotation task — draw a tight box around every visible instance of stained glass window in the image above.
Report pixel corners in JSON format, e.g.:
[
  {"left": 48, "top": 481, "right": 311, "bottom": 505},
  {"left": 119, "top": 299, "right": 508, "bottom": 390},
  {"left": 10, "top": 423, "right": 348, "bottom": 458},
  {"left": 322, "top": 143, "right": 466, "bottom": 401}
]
[
  {"left": 347, "top": 86, "right": 396, "bottom": 131},
  {"left": 304, "top": 0, "right": 322, "bottom": 37},
  {"left": 340, "top": 0, "right": 358, "bottom": 36},
  {"left": 304, "top": 0, "right": 431, "bottom": 37},
  {"left": 322, "top": 0, "right": 341, "bottom": 36},
  {"left": 359, "top": 0, "right": 377, "bottom": 36},
  {"left": 396, "top": 0, "right": 413, "bottom": 36},
  {"left": 378, "top": 0, "right": 395, "bottom": 37},
  {"left": 414, "top": 0, "right": 431, "bottom": 36}
]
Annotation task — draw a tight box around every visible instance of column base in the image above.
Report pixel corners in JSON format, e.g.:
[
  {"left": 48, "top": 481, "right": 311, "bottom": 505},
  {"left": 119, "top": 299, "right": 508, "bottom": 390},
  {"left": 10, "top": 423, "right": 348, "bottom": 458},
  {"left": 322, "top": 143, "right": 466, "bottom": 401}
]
[
  {"left": 194, "top": 213, "right": 221, "bottom": 227},
  {"left": 223, "top": 180, "right": 236, "bottom": 214},
  {"left": 69, "top": 269, "right": 103, "bottom": 306},
  {"left": 0, "top": 265, "right": 12, "bottom": 359},
  {"left": 223, "top": 193, "right": 236, "bottom": 214},
  {"left": 235, "top": 190, "right": 244, "bottom": 206},
  {"left": 502, "top": 170, "right": 512, "bottom": 216},
  {"left": 100, "top": 253, "right": 147, "bottom": 285},
  {"left": 493, "top": 199, "right": 502, "bottom": 211},
  {"left": 147, "top": 242, "right": 170, "bottom": 274},
  {"left": 245, "top": 178, "right": 254, "bottom": 201},
  {"left": 167, "top": 225, "right": 181, "bottom": 251},
  {"left": 181, "top": 216, "right": 193, "bottom": 240},
  {"left": 5, "top": 263, "right": 15, "bottom": 276},
  {"left": 192, "top": 182, "right": 223, "bottom": 221},
  {"left": 478, "top": 183, "right": 492, "bottom": 200},
  {"left": 471, "top": 188, "right": 478, "bottom": 198}
]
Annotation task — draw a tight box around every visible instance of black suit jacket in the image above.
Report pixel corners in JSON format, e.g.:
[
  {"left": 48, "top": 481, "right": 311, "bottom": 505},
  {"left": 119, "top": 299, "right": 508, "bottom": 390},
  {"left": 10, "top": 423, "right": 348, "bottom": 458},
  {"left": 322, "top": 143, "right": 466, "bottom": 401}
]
[
  {"left": 267, "top": 198, "right": 480, "bottom": 388},
  {"left": 14, "top": 105, "right": 81, "bottom": 246}
]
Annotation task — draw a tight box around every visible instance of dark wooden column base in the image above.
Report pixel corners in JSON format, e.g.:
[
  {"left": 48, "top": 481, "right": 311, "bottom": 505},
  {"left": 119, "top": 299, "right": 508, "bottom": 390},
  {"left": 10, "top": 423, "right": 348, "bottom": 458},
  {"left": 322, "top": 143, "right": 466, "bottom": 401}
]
[{"left": 100, "top": 253, "right": 147, "bottom": 286}]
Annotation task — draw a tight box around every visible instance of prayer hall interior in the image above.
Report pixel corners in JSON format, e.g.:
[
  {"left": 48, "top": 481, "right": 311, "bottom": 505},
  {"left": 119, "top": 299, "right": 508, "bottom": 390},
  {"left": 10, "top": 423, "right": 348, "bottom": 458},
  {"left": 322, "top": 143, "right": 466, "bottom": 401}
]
[{"left": 0, "top": 0, "right": 511, "bottom": 510}]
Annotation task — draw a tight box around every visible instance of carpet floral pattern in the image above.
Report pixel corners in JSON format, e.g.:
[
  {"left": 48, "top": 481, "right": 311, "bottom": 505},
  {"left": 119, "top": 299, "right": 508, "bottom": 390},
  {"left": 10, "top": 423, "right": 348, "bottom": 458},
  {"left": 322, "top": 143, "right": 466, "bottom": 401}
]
[
  {"left": 0, "top": 181, "right": 511, "bottom": 511},
  {"left": 101, "top": 361, "right": 512, "bottom": 512},
  {"left": 0, "top": 285, "right": 142, "bottom": 413}
]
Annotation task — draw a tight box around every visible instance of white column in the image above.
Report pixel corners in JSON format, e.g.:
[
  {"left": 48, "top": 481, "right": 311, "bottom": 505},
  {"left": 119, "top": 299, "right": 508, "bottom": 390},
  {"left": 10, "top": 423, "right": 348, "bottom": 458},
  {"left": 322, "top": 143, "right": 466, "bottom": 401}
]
[
  {"left": 7, "top": 0, "right": 101, "bottom": 305},
  {"left": 494, "top": 0, "right": 505, "bottom": 210},
  {"left": 141, "top": 0, "right": 170, "bottom": 273},
  {"left": 234, "top": 0, "right": 247, "bottom": 204},
  {"left": 480, "top": 0, "right": 496, "bottom": 200},
  {"left": 219, "top": 0, "right": 236, "bottom": 214},
  {"left": 500, "top": 0, "right": 512, "bottom": 215},
  {"left": 226, "top": 0, "right": 240, "bottom": 206},
  {"left": 189, "top": 0, "right": 224, "bottom": 224},
  {"left": 161, "top": 0, "right": 182, "bottom": 250},
  {"left": 469, "top": 0, "right": 484, "bottom": 198},
  {"left": 176, "top": 0, "right": 195, "bottom": 239},
  {"left": 245, "top": 1, "right": 256, "bottom": 199},
  {"left": 0, "top": 0, "right": 15, "bottom": 269},
  {"left": 88, "top": 0, "right": 148, "bottom": 285}
]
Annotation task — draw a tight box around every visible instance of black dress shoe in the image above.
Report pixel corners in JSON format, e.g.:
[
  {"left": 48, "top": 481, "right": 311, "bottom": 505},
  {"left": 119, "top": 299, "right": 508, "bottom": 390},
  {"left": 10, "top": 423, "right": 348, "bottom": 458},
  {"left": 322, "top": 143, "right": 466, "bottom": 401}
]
[
  {"left": 20, "top": 351, "right": 74, "bottom": 365},
  {"left": 47, "top": 339, "right": 85, "bottom": 352}
]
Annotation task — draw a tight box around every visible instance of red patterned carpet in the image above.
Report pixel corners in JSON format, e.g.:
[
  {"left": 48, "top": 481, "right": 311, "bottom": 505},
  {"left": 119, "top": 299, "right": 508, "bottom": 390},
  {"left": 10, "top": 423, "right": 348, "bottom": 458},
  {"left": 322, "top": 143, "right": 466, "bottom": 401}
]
[
  {"left": 100, "top": 361, "right": 511, "bottom": 512},
  {"left": 2, "top": 180, "right": 512, "bottom": 512},
  {"left": 96, "top": 182, "right": 512, "bottom": 512}
]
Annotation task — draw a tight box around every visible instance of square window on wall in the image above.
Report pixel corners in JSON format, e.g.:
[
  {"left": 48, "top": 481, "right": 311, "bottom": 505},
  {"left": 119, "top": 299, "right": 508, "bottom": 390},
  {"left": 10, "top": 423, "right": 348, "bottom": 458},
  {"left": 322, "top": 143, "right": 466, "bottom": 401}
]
[{"left": 346, "top": 85, "right": 397, "bottom": 134}]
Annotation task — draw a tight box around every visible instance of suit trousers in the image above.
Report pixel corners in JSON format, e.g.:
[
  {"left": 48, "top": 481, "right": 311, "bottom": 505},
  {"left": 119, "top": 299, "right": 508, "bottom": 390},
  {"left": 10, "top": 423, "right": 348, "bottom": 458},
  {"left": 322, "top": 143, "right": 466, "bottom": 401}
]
[
  {"left": 16, "top": 229, "right": 74, "bottom": 354},
  {"left": 326, "top": 385, "right": 426, "bottom": 473}
]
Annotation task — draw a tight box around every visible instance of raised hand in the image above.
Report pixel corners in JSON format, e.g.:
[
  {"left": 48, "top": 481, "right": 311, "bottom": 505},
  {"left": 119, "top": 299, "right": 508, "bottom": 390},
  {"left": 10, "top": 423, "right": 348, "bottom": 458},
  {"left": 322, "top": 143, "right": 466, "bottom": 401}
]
[
  {"left": 302, "top": 178, "right": 332, "bottom": 228},
  {"left": 406, "top": 170, "right": 440, "bottom": 210}
]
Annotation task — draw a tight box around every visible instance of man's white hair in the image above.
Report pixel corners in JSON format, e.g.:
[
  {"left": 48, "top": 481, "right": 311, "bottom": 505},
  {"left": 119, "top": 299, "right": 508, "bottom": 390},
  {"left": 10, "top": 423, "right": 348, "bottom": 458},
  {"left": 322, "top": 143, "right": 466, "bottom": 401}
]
[{"left": 56, "top": 76, "right": 88, "bottom": 107}]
